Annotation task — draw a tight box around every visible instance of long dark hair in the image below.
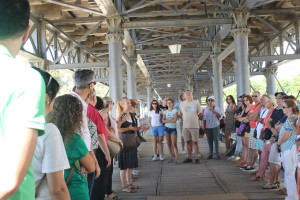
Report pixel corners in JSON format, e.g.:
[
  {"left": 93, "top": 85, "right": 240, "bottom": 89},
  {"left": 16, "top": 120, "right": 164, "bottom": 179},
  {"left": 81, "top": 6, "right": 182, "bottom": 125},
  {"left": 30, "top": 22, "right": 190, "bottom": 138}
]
[
  {"left": 32, "top": 66, "right": 59, "bottom": 101},
  {"left": 150, "top": 100, "right": 160, "bottom": 114},
  {"left": 47, "top": 94, "right": 83, "bottom": 144},
  {"left": 226, "top": 95, "right": 236, "bottom": 105}
]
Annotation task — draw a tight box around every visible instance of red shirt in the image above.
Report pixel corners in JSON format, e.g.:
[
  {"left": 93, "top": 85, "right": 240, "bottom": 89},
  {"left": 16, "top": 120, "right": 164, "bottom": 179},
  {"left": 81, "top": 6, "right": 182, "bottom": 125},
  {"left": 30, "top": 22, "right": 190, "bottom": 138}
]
[
  {"left": 87, "top": 104, "right": 108, "bottom": 144},
  {"left": 249, "top": 102, "right": 261, "bottom": 128}
]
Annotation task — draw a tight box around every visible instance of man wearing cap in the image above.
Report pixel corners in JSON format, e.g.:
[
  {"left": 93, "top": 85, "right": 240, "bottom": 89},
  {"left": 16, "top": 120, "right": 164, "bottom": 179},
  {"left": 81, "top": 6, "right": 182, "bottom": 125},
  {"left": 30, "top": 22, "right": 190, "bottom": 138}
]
[
  {"left": 203, "top": 96, "right": 222, "bottom": 159},
  {"left": 179, "top": 90, "right": 202, "bottom": 163}
]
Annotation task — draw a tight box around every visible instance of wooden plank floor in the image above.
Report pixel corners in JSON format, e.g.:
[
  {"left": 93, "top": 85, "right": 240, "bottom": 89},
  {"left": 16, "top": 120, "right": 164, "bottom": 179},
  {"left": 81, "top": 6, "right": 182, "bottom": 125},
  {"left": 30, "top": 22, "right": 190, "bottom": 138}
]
[{"left": 109, "top": 132, "right": 285, "bottom": 200}]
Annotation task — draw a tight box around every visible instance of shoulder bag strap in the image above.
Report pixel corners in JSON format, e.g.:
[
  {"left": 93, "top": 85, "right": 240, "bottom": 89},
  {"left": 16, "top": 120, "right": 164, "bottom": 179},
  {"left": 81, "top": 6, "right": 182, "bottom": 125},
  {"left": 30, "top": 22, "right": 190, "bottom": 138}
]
[
  {"left": 65, "top": 164, "right": 76, "bottom": 185},
  {"left": 35, "top": 174, "right": 47, "bottom": 198}
]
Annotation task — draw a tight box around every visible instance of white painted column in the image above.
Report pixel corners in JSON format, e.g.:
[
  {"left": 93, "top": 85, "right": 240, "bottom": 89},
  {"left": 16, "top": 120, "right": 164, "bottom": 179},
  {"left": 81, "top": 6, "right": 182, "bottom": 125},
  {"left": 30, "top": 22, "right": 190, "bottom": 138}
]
[
  {"left": 211, "top": 42, "right": 224, "bottom": 113},
  {"left": 147, "top": 82, "right": 152, "bottom": 112},
  {"left": 231, "top": 12, "right": 251, "bottom": 97},
  {"left": 127, "top": 61, "right": 137, "bottom": 99},
  {"left": 106, "top": 18, "right": 123, "bottom": 117}
]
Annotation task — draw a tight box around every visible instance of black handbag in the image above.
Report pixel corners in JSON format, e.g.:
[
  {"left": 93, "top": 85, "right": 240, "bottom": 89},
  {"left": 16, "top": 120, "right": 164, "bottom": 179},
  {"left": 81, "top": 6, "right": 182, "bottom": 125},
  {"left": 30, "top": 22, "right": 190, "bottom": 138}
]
[
  {"left": 245, "top": 123, "right": 250, "bottom": 133},
  {"left": 262, "top": 128, "right": 273, "bottom": 140},
  {"left": 253, "top": 129, "right": 257, "bottom": 138}
]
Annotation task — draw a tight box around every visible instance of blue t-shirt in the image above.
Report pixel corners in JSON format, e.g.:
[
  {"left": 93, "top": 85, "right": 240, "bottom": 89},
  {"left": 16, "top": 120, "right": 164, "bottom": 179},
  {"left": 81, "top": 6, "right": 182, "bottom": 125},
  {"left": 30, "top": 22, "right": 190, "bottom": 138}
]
[
  {"left": 163, "top": 109, "right": 177, "bottom": 129},
  {"left": 174, "top": 101, "right": 182, "bottom": 123}
]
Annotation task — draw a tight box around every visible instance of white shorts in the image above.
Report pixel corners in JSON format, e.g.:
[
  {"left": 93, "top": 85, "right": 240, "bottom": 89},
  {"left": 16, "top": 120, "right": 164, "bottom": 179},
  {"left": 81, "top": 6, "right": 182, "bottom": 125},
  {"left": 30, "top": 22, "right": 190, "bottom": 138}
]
[
  {"left": 269, "top": 142, "right": 281, "bottom": 165},
  {"left": 176, "top": 122, "right": 183, "bottom": 137}
]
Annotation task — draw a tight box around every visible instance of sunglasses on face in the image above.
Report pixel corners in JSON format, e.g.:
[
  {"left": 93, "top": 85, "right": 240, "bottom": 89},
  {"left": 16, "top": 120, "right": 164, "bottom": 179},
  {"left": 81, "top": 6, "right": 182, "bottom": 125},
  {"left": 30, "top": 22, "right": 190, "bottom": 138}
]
[
  {"left": 282, "top": 106, "right": 289, "bottom": 109},
  {"left": 238, "top": 100, "right": 242, "bottom": 102},
  {"left": 252, "top": 95, "right": 258, "bottom": 97},
  {"left": 208, "top": 99, "right": 214, "bottom": 102},
  {"left": 152, "top": 103, "right": 157, "bottom": 105},
  {"left": 243, "top": 99, "right": 249, "bottom": 101}
]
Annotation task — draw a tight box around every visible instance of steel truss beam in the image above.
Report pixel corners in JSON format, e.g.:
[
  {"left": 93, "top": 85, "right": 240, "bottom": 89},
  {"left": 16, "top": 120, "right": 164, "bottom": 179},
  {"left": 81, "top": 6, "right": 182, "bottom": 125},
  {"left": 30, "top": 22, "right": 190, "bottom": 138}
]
[
  {"left": 136, "top": 47, "right": 211, "bottom": 55},
  {"left": 49, "top": 62, "right": 108, "bottom": 70},
  {"left": 250, "top": 54, "right": 300, "bottom": 62},
  {"left": 123, "top": 19, "right": 233, "bottom": 29},
  {"left": 41, "top": 0, "right": 104, "bottom": 15}
]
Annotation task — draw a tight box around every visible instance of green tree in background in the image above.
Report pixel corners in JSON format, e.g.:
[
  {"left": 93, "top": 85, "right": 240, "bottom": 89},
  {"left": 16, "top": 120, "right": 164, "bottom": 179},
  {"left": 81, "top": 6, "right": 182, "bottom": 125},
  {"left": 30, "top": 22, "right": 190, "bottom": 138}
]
[
  {"left": 49, "top": 70, "right": 109, "bottom": 97},
  {"left": 223, "top": 75, "right": 300, "bottom": 102}
]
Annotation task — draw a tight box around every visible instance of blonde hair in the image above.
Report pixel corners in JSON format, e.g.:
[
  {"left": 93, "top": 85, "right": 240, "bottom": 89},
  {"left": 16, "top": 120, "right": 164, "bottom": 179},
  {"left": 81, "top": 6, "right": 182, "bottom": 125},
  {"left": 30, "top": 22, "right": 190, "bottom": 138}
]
[
  {"left": 116, "top": 98, "right": 128, "bottom": 118},
  {"left": 103, "top": 97, "right": 113, "bottom": 109}
]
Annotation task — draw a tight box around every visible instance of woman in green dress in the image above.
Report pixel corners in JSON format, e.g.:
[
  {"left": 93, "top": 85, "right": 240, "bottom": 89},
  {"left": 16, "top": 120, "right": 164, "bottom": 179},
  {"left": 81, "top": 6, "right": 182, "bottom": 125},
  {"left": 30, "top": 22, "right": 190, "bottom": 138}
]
[{"left": 47, "top": 94, "right": 95, "bottom": 200}]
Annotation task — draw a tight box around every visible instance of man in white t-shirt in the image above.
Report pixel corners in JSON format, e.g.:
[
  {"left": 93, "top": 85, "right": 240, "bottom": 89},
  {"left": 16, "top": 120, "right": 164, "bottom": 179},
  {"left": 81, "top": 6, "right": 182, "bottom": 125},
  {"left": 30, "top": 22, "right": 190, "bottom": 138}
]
[
  {"left": 179, "top": 90, "right": 202, "bottom": 163},
  {"left": 70, "top": 70, "right": 103, "bottom": 173}
]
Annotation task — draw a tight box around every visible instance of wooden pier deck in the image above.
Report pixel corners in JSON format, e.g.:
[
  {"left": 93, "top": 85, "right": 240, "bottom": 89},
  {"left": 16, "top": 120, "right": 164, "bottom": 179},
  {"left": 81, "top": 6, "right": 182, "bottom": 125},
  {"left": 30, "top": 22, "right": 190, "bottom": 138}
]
[{"left": 109, "top": 133, "right": 284, "bottom": 200}]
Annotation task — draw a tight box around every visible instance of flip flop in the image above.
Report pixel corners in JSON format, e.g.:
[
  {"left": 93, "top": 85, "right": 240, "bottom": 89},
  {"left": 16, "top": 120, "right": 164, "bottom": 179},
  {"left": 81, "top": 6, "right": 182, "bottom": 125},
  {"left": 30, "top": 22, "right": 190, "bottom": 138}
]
[
  {"left": 276, "top": 188, "right": 287, "bottom": 195},
  {"left": 107, "top": 193, "right": 120, "bottom": 199},
  {"left": 129, "top": 184, "right": 142, "bottom": 189},
  {"left": 122, "top": 186, "right": 136, "bottom": 193}
]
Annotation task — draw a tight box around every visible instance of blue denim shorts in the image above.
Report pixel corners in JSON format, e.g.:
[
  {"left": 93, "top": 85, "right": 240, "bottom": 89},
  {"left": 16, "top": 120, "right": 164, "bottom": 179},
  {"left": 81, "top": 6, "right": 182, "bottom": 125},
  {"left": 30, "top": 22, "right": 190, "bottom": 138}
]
[
  {"left": 164, "top": 127, "right": 177, "bottom": 135},
  {"left": 151, "top": 126, "right": 164, "bottom": 137}
]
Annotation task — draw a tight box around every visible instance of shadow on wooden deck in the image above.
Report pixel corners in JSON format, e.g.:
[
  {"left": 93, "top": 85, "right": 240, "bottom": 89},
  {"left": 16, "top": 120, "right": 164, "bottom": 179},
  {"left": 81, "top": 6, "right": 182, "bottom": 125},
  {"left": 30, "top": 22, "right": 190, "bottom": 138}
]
[{"left": 109, "top": 132, "right": 284, "bottom": 200}]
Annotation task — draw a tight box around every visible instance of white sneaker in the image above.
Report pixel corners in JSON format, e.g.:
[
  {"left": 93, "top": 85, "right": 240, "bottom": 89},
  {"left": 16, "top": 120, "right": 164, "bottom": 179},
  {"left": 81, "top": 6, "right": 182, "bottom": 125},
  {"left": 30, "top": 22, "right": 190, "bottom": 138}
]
[
  {"left": 181, "top": 150, "right": 186, "bottom": 155},
  {"left": 227, "top": 155, "right": 235, "bottom": 160},
  {"left": 159, "top": 155, "right": 164, "bottom": 161},
  {"left": 152, "top": 155, "right": 159, "bottom": 161}
]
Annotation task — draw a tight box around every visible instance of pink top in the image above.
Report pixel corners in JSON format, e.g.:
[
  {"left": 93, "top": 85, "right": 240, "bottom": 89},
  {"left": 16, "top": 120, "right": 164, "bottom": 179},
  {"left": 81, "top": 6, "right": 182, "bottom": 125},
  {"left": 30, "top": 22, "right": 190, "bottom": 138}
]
[{"left": 249, "top": 103, "right": 261, "bottom": 128}]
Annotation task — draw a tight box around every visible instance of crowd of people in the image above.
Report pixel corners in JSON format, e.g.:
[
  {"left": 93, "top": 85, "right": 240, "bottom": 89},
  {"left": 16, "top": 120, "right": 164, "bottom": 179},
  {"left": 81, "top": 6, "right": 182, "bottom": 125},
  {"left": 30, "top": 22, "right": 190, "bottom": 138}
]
[
  {"left": 1, "top": 1, "right": 300, "bottom": 200},
  {"left": 225, "top": 92, "right": 300, "bottom": 200},
  {"left": 147, "top": 90, "right": 300, "bottom": 200}
]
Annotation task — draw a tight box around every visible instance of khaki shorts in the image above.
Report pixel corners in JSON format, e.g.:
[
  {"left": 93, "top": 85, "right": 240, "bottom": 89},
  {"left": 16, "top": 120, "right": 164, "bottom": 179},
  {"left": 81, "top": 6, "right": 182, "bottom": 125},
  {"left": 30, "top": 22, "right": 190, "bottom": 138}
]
[{"left": 183, "top": 128, "right": 199, "bottom": 142}]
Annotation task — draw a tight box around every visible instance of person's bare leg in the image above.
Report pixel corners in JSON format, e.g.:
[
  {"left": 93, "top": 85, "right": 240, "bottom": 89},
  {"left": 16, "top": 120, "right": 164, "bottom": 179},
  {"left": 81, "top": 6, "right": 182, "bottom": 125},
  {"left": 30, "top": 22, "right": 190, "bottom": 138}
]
[
  {"left": 225, "top": 132, "right": 230, "bottom": 151},
  {"left": 127, "top": 168, "right": 133, "bottom": 185},
  {"left": 193, "top": 141, "right": 199, "bottom": 159},
  {"left": 171, "top": 135, "right": 179, "bottom": 162},
  {"left": 241, "top": 137, "right": 246, "bottom": 162},
  {"left": 165, "top": 134, "right": 173, "bottom": 161},
  {"left": 244, "top": 137, "right": 249, "bottom": 165},
  {"left": 120, "top": 170, "right": 127, "bottom": 187},
  {"left": 181, "top": 136, "right": 185, "bottom": 152},
  {"left": 153, "top": 136, "right": 158, "bottom": 156},
  {"left": 187, "top": 141, "right": 192, "bottom": 159},
  {"left": 269, "top": 163, "right": 277, "bottom": 184},
  {"left": 250, "top": 149, "right": 258, "bottom": 167},
  {"left": 158, "top": 136, "right": 163, "bottom": 155}
]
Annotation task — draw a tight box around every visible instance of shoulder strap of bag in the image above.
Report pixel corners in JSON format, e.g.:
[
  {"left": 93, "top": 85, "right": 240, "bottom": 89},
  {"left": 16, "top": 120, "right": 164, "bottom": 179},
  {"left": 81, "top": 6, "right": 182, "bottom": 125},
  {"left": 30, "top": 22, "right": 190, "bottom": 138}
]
[
  {"left": 35, "top": 174, "right": 47, "bottom": 198},
  {"left": 65, "top": 164, "right": 76, "bottom": 185}
]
